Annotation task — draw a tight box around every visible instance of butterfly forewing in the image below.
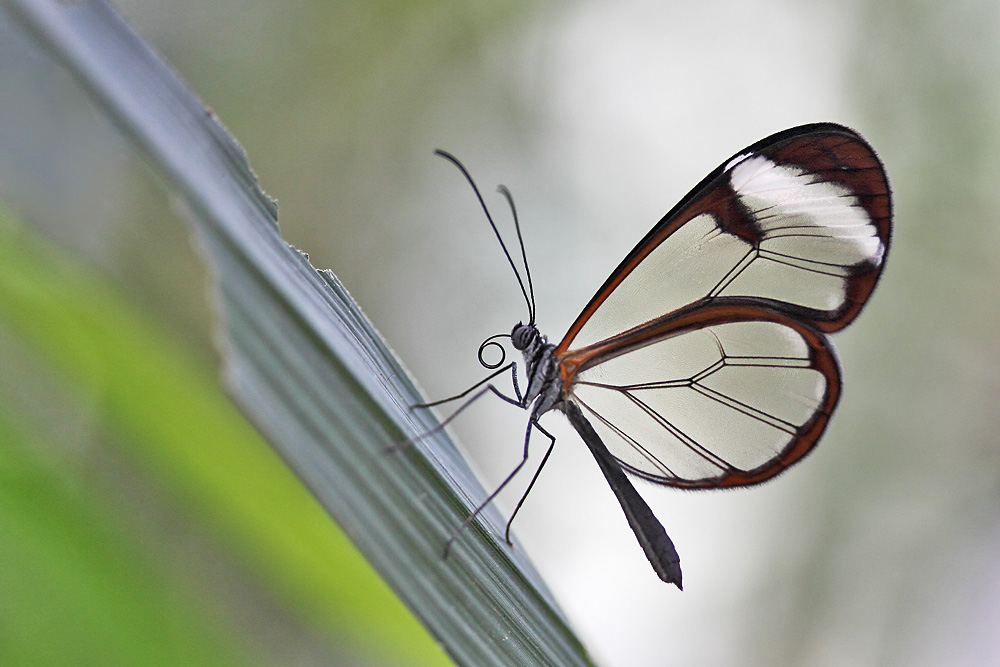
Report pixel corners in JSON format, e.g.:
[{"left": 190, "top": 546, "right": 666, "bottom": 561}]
[
  {"left": 562, "top": 301, "right": 840, "bottom": 487},
  {"left": 556, "top": 124, "right": 891, "bottom": 354}
]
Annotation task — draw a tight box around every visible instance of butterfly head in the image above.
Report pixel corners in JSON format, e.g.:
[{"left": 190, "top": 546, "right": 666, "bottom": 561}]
[{"left": 511, "top": 322, "right": 540, "bottom": 352}]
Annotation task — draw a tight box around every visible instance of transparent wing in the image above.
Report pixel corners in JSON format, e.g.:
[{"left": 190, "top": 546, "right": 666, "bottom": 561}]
[
  {"left": 556, "top": 124, "right": 891, "bottom": 354},
  {"left": 560, "top": 301, "right": 840, "bottom": 487}
]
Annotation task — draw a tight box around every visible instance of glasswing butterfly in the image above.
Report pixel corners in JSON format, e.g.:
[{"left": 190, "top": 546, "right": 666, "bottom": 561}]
[{"left": 419, "top": 123, "right": 891, "bottom": 589}]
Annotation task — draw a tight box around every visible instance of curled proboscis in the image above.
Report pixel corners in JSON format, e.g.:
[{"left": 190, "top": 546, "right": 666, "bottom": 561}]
[{"left": 478, "top": 333, "right": 510, "bottom": 369}]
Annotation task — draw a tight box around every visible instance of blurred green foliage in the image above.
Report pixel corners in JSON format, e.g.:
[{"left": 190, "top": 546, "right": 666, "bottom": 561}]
[
  {"left": 0, "top": 205, "right": 448, "bottom": 666},
  {"left": 0, "top": 415, "right": 250, "bottom": 666}
]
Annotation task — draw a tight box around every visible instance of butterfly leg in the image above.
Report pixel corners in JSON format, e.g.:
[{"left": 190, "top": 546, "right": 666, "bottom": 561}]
[
  {"left": 503, "top": 419, "right": 556, "bottom": 545},
  {"left": 395, "top": 363, "right": 525, "bottom": 454},
  {"left": 413, "top": 361, "right": 521, "bottom": 409},
  {"left": 443, "top": 415, "right": 540, "bottom": 558}
]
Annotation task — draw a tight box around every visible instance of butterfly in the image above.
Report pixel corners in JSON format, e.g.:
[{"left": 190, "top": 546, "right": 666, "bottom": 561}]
[{"left": 419, "top": 123, "right": 892, "bottom": 590}]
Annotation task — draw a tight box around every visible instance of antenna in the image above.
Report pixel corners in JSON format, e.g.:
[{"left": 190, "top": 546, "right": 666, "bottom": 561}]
[
  {"left": 435, "top": 150, "right": 535, "bottom": 324},
  {"left": 497, "top": 185, "right": 535, "bottom": 324}
]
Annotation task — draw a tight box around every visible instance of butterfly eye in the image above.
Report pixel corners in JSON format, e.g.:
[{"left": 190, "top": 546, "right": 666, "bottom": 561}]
[{"left": 511, "top": 323, "right": 536, "bottom": 350}]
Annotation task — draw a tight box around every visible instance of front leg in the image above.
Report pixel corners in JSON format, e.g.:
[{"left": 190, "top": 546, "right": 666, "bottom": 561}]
[{"left": 412, "top": 361, "right": 521, "bottom": 409}]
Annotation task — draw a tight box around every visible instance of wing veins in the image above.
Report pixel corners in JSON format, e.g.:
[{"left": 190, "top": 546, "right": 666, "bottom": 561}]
[
  {"left": 761, "top": 224, "right": 875, "bottom": 239},
  {"left": 599, "top": 352, "right": 806, "bottom": 435},
  {"left": 575, "top": 346, "right": 813, "bottom": 475},
  {"left": 748, "top": 194, "right": 860, "bottom": 219},
  {"left": 578, "top": 390, "right": 740, "bottom": 479},
  {"left": 616, "top": 390, "right": 742, "bottom": 471},
  {"left": 689, "top": 383, "right": 798, "bottom": 435},
  {"left": 757, "top": 249, "right": 853, "bottom": 276},
  {"left": 708, "top": 248, "right": 757, "bottom": 297},
  {"left": 723, "top": 355, "right": 813, "bottom": 369},
  {"left": 577, "top": 396, "right": 681, "bottom": 478}
]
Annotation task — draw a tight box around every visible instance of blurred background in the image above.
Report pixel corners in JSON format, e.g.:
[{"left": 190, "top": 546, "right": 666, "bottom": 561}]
[{"left": 2, "top": 0, "right": 999, "bottom": 665}]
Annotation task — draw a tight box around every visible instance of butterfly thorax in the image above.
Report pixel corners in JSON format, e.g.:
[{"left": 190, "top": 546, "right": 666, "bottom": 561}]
[{"left": 511, "top": 323, "right": 563, "bottom": 417}]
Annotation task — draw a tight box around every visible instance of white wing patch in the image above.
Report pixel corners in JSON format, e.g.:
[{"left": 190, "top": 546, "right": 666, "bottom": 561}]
[
  {"left": 713, "top": 155, "right": 885, "bottom": 307},
  {"left": 564, "top": 146, "right": 886, "bottom": 353}
]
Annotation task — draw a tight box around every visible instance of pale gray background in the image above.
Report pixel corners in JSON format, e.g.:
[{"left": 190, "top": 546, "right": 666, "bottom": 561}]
[{"left": 3, "top": 0, "right": 998, "bottom": 665}]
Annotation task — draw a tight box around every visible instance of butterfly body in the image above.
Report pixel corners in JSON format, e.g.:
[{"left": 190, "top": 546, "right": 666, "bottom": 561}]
[
  {"left": 511, "top": 323, "right": 561, "bottom": 417},
  {"left": 506, "top": 320, "right": 687, "bottom": 587}
]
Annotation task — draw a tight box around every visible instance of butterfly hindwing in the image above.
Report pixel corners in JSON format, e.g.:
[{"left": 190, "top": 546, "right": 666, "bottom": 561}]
[{"left": 561, "top": 299, "right": 840, "bottom": 487}]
